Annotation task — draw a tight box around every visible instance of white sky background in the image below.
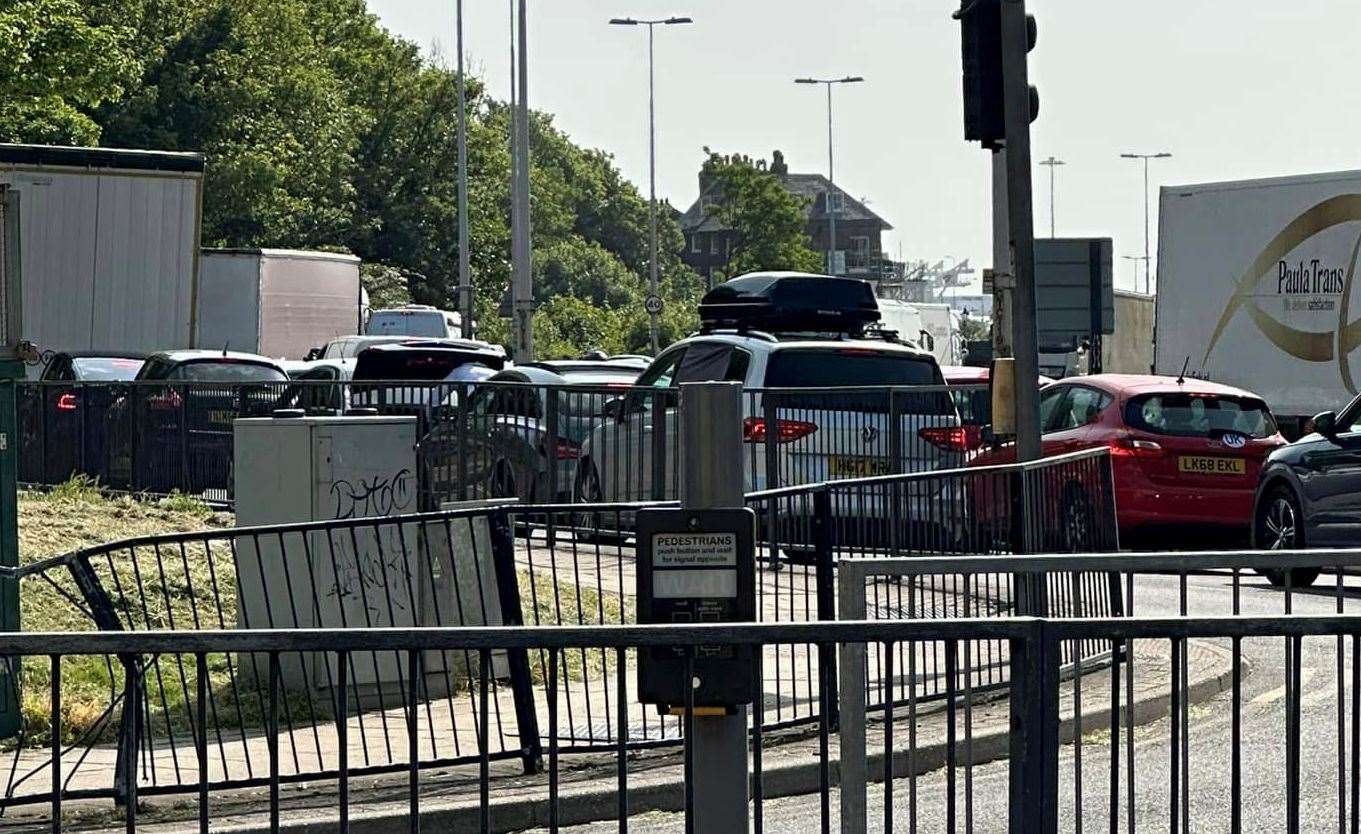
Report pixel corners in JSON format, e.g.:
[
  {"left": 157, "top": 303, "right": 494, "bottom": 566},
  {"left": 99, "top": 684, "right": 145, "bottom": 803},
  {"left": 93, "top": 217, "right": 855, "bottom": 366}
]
[{"left": 367, "top": 0, "right": 1361, "bottom": 293}]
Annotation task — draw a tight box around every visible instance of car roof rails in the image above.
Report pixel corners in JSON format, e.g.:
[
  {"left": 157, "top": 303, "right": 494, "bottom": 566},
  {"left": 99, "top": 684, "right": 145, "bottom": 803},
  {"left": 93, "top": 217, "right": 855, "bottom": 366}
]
[{"left": 693, "top": 325, "right": 779, "bottom": 342}]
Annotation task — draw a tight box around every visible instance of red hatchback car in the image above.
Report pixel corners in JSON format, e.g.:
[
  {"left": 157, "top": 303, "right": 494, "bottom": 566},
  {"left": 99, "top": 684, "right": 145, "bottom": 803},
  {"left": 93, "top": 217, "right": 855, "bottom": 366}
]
[{"left": 968, "top": 374, "right": 1286, "bottom": 544}]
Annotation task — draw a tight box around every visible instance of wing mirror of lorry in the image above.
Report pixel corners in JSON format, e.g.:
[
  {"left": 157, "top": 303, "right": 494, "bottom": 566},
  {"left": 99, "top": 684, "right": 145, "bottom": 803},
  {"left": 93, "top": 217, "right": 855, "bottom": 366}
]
[{"left": 1312, "top": 411, "right": 1338, "bottom": 438}]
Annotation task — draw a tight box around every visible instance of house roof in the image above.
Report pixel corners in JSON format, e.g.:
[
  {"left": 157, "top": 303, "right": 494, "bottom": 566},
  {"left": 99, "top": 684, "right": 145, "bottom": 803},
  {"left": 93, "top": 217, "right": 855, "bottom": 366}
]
[{"left": 680, "top": 171, "right": 892, "bottom": 234}]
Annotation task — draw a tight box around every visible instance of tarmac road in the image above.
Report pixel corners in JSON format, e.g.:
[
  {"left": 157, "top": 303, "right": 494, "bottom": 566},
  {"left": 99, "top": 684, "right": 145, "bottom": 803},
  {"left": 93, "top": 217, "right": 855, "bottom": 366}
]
[{"left": 553, "top": 569, "right": 1361, "bottom": 832}]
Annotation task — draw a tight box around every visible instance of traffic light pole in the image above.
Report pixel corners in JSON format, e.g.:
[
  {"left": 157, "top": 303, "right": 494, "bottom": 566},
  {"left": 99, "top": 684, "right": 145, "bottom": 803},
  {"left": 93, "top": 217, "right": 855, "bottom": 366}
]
[{"left": 998, "top": 0, "right": 1041, "bottom": 463}]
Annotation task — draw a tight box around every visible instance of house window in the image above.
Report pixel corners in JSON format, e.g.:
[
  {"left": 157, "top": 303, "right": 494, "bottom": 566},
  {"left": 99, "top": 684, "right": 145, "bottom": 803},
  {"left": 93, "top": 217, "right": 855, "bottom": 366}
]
[
  {"left": 691, "top": 234, "right": 702, "bottom": 254},
  {"left": 826, "top": 192, "right": 844, "bottom": 213},
  {"left": 710, "top": 235, "right": 721, "bottom": 255}
]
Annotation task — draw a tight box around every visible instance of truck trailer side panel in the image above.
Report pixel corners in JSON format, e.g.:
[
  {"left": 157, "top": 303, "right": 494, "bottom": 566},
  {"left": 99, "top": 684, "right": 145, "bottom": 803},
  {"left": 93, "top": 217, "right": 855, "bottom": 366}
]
[
  {"left": 256, "top": 251, "right": 361, "bottom": 359},
  {"left": 1155, "top": 169, "right": 1361, "bottom": 419},
  {"left": 195, "top": 250, "right": 261, "bottom": 353},
  {"left": 1103, "top": 291, "right": 1155, "bottom": 374},
  {"left": 0, "top": 145, "right": 203, "bottom": 363},
  {"left": 92, "top": 175, "right": 200, "bottom": 353}
]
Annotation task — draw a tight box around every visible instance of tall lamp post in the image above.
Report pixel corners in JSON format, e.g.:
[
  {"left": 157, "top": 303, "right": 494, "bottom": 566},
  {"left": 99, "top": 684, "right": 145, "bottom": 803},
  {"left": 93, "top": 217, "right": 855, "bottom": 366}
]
[
  {"left": 1120, "top": 151, "right": 1172, "bottom": 294},
  {"left": 610, "top": 15, "right": 693, "bottom": 356},
  {"left": 454, "top": 0, "right": 472, "bottom": 335},
  {"left": 795, "top": 75, "right": 863, "bottom": 276},
  {"left": 1122, "top": 255, "right": 1148, "bottom": 292},
  {"left": 1038, "top": 156, "right": 1064, "bottom": 238}
]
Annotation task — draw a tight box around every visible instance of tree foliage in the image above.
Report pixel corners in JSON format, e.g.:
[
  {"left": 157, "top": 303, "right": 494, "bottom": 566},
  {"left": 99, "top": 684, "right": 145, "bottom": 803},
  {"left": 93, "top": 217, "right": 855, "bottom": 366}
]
[
  {"left": 0, "top": 0, "right": 703, "bottom": 358},
  {"left": 702, "top": 151, "right": 823, "bottom": 277},
  {"left": 0, "top": 0, "right": 138, "bottom": 145}
]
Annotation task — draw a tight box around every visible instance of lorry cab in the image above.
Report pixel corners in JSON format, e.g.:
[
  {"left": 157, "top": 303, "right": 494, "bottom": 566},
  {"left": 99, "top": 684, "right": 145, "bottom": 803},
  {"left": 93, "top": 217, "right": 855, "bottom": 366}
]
[{"left": 366, "top": 305, "right": 463, "bottom": 339}]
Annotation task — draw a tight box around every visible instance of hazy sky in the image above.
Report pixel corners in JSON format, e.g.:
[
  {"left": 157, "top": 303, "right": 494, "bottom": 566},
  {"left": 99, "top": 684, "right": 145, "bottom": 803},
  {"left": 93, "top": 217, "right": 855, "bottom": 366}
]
[{"left": 367, "top": 0, "right": 1361, "bottom": 293}]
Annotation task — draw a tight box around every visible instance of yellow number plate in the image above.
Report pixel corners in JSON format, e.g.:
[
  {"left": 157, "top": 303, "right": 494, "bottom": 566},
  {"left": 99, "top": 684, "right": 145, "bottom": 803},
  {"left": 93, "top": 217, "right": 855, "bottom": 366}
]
[
  {"left": 208, "top": 410, "right": 237, "bottom": 425},
  {"left": 1178, "top": 456, "right": 1245, "bottom": 475},
  {"left": 828, "top": 456, "right": 890, "bottom": 477}
]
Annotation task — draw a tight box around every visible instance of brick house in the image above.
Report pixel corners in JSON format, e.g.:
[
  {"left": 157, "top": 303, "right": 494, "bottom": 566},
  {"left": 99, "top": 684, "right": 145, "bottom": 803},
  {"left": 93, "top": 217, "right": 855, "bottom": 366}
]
[{"left": 678, "top": 150, "right": 894, "bottom": 285}]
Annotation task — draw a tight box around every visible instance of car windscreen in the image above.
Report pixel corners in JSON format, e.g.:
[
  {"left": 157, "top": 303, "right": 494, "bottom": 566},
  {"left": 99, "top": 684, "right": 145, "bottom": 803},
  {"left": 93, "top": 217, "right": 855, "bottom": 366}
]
[
  {"left": 763, "top": 348, "right": 952, "bottom": 414},
  {"left": 73, "top": 357, "right": 145, "bottom": 381},
  {"left": 173, "top": 361, "right": 288, "bottom": 383},
  {"left": 1125, "top": 393, "right": 1277, "bottom": 439},
  {"left": 354, "top": 349, "right": 498, "bottom": 381},
  {"left": 368, "top": 312, "right": 445, "bottom": 337}
]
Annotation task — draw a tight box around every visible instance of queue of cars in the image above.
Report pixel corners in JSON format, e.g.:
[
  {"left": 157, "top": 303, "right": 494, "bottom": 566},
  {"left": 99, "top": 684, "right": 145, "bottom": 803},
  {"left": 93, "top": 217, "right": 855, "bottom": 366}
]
[{"left": 28, "top": 271, "right": 1343, "bottom": 586}]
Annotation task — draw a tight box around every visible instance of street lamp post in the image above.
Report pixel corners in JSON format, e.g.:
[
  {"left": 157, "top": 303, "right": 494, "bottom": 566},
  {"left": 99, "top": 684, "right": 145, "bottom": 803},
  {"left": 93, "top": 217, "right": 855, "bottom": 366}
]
[
  {"left": 1120, "top": 151, "right": 1172, "bottom": 294},
  {"left": 454, "top": 0, "right": 472, "bottom": 336},
  {"left": 1038, "top": 156, "right": 1064, "bottom": 238},
  {"left": 611, "top": 16, "right": 693, "bottom": 356},
  {"left": 1121, "top": 255, "right": 1147, "bottom": 292},
  {"left": 795, "top": 76, "right": 864, "bottom": 276}
]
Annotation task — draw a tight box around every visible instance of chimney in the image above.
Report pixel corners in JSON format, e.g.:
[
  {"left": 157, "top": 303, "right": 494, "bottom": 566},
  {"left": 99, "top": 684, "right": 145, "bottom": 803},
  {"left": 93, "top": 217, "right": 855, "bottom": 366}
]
[{"left": 770, "top": 149, "right": 788, "bottom": 177}]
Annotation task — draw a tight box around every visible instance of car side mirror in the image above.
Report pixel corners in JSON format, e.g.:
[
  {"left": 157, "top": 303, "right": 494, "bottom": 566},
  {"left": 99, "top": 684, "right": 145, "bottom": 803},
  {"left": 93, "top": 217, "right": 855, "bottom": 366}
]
[
  {"left": 1313, "top": 411, "right": 1338, "bottom": 437},
  {"left": 601, "top": 397, "right": 624, "bottom": 420}
]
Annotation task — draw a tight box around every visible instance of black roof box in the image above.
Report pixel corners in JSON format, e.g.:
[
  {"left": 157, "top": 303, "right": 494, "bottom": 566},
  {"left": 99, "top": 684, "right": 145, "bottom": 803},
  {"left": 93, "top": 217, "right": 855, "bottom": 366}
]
[{"left": 699, "top": 272, "right": 881, "bottom": 334}]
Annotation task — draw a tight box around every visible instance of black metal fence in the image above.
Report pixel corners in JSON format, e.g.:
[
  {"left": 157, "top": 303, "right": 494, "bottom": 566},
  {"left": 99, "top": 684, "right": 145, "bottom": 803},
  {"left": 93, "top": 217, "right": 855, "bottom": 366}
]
[
  {"left": 418, "top": 381, "right": 986, "bottom": 511},
  {"left": 17, "top": 380, "right": 988, "bottom": 509},
  {"left": 0, "top": 450, "right": 1114, "bottom": 812},
  {"left": 17, "top": 379, "right": 459, "bottom": 502},
  {"left": 6, "top": 605, "right": 1361, "bottom": 833}
]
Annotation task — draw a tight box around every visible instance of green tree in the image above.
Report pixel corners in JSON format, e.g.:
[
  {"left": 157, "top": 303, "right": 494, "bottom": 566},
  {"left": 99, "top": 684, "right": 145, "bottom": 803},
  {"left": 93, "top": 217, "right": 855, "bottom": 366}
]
[
  {"left": 703, "top": 151, "right": 822, "bottom": 276},
  {"left": 4, "top": 0, "right": 704, "bottom": 358},
  {"left": 97, "top": 0, "right": 362, "bottom": 247},
  {"left": 0, "top": 0, "right": 138, "bottom": 144}
]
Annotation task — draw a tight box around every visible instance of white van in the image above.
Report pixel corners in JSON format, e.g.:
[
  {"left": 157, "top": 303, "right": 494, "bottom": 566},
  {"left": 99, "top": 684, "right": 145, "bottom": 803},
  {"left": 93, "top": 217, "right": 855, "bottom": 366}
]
[{"left": 366, "top": 305, "right": 462, "bottom": 339}]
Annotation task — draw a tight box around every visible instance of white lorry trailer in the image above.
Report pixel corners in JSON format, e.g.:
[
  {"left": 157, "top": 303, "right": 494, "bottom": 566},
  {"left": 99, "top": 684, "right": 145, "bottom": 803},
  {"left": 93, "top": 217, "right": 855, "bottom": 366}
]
[
  {"left": 1155, "top": 169, "right": 1361, "bottom": 435},
  {"left": 0, "top": 144, "right": 204, "bottom": 371},
  {"left": 875, "top": 299, "right": 960, "bottom": 366},
  {"left": 196, "top": 249, "right": 362, "bottom": 360}
]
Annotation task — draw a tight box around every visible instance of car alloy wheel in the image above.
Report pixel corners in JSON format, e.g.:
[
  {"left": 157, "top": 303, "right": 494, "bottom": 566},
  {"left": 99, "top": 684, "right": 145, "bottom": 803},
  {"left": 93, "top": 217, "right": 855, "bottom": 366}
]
[
  {"left": 1255, "top": 488, "right": 1320, "bottom": 588},
  {"left": 1263, "top": 496, "right": 1297, "bottom": 551}
]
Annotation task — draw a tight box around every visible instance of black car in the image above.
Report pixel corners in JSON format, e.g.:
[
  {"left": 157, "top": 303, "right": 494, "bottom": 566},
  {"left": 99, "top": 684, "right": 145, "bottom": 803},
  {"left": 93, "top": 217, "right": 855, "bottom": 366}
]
[
  {"left": 1253, "top": 399, "right": 1361, "bottom": 587},
  {"left": 106, "top": 351, "right": 289, "bottom": 493},
  {"left": 23, "top": 352, "right": 146, "bottom": 483}
]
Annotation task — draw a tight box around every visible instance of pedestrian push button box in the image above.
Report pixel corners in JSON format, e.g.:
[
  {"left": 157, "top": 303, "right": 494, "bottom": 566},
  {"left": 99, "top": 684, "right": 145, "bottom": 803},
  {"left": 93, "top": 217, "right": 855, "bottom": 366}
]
[{"left": 636, "top": 507, "right": 756, "bottom": 712}]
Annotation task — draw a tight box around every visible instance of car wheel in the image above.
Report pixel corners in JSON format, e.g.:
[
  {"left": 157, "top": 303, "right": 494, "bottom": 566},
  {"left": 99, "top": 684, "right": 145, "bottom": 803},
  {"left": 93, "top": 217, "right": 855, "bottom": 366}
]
[
  {"left": 1255, "top": 487, "right": 1321, "bottom": 589},
  {"left": 572, "top": 462, "right": 628, "bottom": 545}
]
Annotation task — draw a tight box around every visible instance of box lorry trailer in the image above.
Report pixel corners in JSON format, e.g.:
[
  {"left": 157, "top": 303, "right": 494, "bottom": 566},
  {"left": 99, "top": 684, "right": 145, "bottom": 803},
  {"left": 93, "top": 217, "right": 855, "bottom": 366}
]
[
  {"left": 0, "top": 144, "right": 204, "bottom": 373},
  {"left": 1155, "top": 169, "right": 1361, "bottom": 435},
  {"left": 196, "top": 249, "right": 362, "bottom": 359}
]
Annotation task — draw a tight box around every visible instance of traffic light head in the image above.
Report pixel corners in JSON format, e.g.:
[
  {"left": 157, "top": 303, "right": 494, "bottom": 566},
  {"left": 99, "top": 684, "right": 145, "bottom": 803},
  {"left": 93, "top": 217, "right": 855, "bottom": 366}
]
[{"left": 957, "top": 0, "right": 1038, "bottom": 150}]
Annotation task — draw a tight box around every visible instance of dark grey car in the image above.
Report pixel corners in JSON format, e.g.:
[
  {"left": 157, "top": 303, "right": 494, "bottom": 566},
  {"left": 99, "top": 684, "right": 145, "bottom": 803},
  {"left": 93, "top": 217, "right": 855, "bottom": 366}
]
[{"left": 1253, "top": 398, "right": 1361, "bottom": 587}]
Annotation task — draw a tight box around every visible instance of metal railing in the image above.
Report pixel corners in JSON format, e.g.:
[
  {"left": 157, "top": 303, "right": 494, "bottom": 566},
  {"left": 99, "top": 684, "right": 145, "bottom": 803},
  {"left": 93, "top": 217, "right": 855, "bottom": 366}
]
[
  {"left": 0, "top": 450, "right": 1116, "bottom": 812},
  {"left": 18, "top": 379, "right": 990, "bottom": 509},
  {"left": 419, "top": 381, "right": 987, "bottom": 511},
  {"left": 16, "top": 379, "right": 461, "bottom": 502},
  {"left": 8, "top": 604, "right": 1361, "bottom": 832},
  {"left": 838, "top": 547, "right": 1361, "bottom": 834}
]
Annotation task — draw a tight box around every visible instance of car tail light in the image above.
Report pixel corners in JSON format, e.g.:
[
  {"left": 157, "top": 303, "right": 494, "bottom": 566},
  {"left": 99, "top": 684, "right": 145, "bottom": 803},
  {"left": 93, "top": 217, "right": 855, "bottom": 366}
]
[
  {"left": 148, "top": 389, "right": 183, "bottom": 411},
  {"left": 742, "top": 417, "right": 818, "bottom": 444},
  {"left": 1110, "top": 437, "right": 1163, "bottom": 458},
  {"left": 918, "top": 425, "right": 982, "bottom": 452},
  {"left": 55, "top": 393, "right": 78, "bottom": 412},
  {"left": 555, "top": 438, "right": 581, "bottom": 460}
]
